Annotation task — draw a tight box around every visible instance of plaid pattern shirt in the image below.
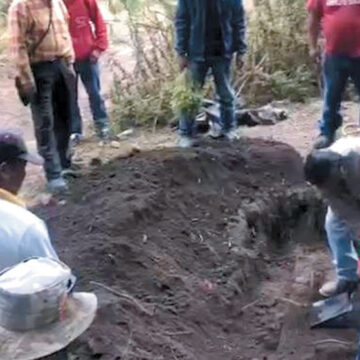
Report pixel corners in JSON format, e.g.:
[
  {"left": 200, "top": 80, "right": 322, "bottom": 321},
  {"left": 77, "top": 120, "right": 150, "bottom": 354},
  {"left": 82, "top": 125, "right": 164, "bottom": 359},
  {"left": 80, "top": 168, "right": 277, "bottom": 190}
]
[{"left": 8, "top": 0, "right": 75, "bottom": 89}]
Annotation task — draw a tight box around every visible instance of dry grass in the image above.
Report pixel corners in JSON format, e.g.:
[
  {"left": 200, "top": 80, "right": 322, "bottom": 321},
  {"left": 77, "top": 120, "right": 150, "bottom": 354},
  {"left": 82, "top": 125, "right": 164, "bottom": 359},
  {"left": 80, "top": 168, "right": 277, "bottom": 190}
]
[{"left": 110, "top": 0, "right": 318, "bottom": 130}]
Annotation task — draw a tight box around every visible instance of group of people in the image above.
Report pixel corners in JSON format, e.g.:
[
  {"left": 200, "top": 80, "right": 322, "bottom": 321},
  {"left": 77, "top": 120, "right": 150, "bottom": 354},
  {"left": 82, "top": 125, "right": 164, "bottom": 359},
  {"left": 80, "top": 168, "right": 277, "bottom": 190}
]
[
  {"left": 305, "top": 0, "right": 360, "bottom": 298},
  {"left": 8, "top": 0, "right": 110, "bottom": 194},
  {"left": 2, "top": 0, "right": 360, "bottom": 357}
]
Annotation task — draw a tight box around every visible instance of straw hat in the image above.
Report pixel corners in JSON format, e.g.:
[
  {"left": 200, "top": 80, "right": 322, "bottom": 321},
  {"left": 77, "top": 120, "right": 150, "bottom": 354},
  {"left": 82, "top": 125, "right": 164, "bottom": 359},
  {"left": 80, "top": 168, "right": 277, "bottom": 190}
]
[{"left": 0, "top": 292, "right": 97, "bottom": 360}]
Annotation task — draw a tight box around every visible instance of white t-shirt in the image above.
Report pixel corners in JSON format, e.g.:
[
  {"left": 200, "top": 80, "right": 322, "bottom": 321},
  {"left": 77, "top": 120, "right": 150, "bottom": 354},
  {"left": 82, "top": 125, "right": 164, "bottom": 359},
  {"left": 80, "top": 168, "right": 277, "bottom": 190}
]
[
  {"left": 328, "top": 136, "right": 360, "bottom": 156},
  {"left": 0, "top": 199, "right": 58, "bottom": 272}
]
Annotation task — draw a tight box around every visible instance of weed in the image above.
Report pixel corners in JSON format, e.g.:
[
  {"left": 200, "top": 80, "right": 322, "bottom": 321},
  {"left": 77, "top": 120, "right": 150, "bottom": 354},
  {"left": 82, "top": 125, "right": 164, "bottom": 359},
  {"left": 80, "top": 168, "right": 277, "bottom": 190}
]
[{"left": 110, "top": 0, "right": 317, "bottom": 129}]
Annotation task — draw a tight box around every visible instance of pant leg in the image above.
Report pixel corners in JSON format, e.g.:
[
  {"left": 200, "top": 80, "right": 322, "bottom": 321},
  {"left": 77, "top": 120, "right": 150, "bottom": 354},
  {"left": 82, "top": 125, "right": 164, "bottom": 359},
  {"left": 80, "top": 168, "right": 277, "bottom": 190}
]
[
  {"left": 210, "top": 57, "right": 235, "bottom": 132},
  {"left": 52, "top": 63, "right": 72, "bottom": 170},
  {"left": 77, "top": 60, "right": 108, "bottom": 133},
  {"left": 325, "top": 207, "right": 358, "bottom": 282},
  {"left": 179, "top": 61, "right": 209, "bottom": 137},
  {"left": 31, "top": 63, "right": 63, "bottom": 181},
  {"left": 320, "top": 55, "right": 349, "bottom": 137},
  {"left": 71, "top": 68, "right": 83, "bottom": 135}
]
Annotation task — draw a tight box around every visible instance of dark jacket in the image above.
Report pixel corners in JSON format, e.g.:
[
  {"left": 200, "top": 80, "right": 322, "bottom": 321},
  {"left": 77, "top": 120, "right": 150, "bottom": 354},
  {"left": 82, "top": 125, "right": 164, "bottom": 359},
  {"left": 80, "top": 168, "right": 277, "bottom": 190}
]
[{"left": 175, "top": 0, "right": 247, "bottom": 61}]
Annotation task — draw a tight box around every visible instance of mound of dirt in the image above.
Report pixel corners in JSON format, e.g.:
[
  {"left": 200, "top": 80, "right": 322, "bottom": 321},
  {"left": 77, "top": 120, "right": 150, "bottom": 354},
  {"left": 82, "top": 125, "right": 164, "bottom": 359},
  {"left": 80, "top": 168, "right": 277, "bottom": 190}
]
[{"left": 37, "top": 138, "right": 357, "bottom": 360}]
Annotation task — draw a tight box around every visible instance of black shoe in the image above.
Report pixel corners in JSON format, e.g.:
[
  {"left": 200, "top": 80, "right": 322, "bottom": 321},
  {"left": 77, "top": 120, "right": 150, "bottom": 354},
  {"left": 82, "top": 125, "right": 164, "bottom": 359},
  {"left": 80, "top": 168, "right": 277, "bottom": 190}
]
[
  {"left": 313, "top": 134, "right": 335, "bottom": 149},
  {"left": 319, "top": 279, "right": 358, "bottom": 297}
]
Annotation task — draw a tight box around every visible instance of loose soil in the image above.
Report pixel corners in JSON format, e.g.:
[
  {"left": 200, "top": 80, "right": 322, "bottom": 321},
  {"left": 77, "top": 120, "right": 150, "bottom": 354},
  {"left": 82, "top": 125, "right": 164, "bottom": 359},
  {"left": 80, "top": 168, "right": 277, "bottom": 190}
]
[
  {"left": 1, "top": 10, "right": 359, "bottom": 359},
  {"left": 35, "top": 138, "right": 357, "bottom": 360}
]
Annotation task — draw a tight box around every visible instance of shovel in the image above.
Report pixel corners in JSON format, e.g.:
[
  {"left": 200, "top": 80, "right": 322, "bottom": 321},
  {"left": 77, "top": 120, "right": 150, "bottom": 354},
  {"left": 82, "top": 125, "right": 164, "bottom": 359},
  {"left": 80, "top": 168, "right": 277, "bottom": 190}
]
[
  {"left": 310, "top": 292, "right": 356, "bottom": 329},
  {"left": 310, "top": 292, "right": 360, "bottom": 360}
]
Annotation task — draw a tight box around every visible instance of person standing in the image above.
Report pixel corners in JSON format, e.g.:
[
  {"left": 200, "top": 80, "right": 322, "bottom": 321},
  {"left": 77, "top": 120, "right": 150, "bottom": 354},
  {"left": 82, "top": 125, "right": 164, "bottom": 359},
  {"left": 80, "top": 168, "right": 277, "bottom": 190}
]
[
  {"left": 307, "top": 0, "right": 360, "bottom": 149},
  {"left": 175, "top": 0, "right": 247, "bottom": 148},
  {"left": 8, "top": 0, "right": 76, "bottom": 193},
  {"left": 64, "top": 0, "right": 110, "bottom": 143}
]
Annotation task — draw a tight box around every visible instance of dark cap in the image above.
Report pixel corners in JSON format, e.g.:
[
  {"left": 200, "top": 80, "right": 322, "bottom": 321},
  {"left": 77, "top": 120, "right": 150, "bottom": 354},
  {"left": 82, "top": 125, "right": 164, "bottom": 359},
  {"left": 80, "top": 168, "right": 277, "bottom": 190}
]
[{"left": 0, "top": 132, "right": 44, "bottom": 166}]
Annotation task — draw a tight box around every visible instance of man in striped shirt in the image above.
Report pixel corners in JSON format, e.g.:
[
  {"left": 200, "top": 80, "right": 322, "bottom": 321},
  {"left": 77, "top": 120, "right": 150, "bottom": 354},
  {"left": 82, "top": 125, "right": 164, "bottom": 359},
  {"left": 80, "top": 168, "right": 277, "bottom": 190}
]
[{"left": 8, "top": 0, "right": 76, "bottom": 193}]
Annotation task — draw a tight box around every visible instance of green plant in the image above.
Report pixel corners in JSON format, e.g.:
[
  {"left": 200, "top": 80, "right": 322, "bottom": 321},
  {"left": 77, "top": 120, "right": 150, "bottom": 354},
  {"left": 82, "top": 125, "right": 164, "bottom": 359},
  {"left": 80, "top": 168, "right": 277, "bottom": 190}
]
[
  {"left": 109, "top": 0, "right": 177, "bottom": 131},
  {"left": 270, "top": 66, "right": 316, "bottom": 102},
  {"left": 170, "top": 72, "right": 203, "bottom": 116},
  {"left": 110, "top": 0, "right": 317, "bottom": 130}
]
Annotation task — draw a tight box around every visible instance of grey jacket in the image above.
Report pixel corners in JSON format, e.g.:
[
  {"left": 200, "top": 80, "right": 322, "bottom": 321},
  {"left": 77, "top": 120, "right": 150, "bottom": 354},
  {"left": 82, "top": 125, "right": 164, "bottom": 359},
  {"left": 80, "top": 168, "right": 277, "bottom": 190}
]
[{"left": 322, "top": 138, "right": 360, "bottom": 234}]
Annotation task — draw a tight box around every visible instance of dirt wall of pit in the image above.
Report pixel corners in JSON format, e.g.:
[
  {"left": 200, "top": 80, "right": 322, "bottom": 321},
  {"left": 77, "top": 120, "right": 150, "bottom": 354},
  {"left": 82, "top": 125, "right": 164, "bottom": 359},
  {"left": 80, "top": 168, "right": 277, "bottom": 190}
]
[{"left": 36, "top": 139, "right": 357, "bottom": 360}]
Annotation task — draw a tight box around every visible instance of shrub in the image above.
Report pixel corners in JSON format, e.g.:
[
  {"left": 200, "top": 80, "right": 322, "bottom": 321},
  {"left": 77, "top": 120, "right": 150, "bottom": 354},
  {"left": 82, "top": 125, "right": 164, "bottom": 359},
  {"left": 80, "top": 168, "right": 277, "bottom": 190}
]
[{"left": 110, "top": 0, "right": 318, "bottom": 130}]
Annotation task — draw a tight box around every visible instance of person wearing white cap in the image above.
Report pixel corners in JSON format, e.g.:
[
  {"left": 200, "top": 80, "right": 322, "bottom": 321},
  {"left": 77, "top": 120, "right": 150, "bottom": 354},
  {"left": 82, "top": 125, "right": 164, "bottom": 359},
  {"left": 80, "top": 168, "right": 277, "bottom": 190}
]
[
  {"left": 0, "top": 131, "right": 97, "bottom": 360},
  {"left": 0, "top": 131, "right": 59, "bottom": 271}
]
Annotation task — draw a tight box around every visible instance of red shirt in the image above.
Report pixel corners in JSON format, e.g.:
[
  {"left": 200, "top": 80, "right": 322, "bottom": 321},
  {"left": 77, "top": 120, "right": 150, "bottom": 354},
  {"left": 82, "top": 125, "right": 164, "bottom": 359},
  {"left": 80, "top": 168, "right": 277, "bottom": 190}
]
[
  {"left": 64, "top": 0, "right": 108, "bottom": 61},
  {"left": 307, "top": 0, "right": 360, "bottom": 57}
]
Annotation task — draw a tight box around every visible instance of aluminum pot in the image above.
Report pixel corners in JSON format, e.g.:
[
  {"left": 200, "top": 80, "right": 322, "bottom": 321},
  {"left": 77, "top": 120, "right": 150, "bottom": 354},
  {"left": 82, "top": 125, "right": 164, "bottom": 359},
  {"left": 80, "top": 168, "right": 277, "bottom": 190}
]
[{"left": 0, "top": 257, "right": 76, "bottom": 331}]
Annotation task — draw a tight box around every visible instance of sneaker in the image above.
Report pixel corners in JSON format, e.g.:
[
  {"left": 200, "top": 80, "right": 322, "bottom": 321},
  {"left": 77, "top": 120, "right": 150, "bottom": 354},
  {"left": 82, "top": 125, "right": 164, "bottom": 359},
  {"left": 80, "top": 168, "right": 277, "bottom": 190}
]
[
  {"left": 313, "top": 134, "right": 334, "bottom": 150},
  {"left": 47, "top": 177, "right": 68, "bottom": 194},
  {"left": 70, "top": 133, "right": 84, "bottom": 146},
  {"left": 319, "top": 279, "right": 358, "bottom": 298},
  {"left": 178, "top": 136, "right": 194, "bottom": 148},
  {"left": 207, "top": 122, "right": 223, "bottom": 139},
  {"left": 223, "top": 129, "right": 239, "bottom": 141},
  {"left": 98, "top": 127, "right": 110, "bottom": 142}
]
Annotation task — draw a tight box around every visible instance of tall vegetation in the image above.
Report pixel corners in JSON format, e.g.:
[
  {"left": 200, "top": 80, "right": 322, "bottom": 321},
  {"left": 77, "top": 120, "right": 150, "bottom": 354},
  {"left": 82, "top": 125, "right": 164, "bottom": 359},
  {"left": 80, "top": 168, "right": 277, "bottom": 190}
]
[
  {"left": 0, "top": 0, "right": 10, "bottom": 55},
  {"left": 111, "top": 0, "right": 317, "bottom": 130}
]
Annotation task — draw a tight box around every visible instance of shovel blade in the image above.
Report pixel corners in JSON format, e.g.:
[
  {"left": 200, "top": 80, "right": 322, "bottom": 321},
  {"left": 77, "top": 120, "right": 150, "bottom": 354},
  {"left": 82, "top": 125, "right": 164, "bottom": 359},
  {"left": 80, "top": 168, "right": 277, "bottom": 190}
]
[{"left": 310, "top": 292, "right": 353, "bottom": 329}]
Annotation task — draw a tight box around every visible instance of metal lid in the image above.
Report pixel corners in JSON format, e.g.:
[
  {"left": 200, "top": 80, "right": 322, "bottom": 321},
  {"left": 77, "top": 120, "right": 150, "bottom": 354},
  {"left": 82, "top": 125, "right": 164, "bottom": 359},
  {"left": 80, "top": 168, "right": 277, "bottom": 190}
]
[{"left": 0, "top": 258, "right": 71, "bottom": 295}]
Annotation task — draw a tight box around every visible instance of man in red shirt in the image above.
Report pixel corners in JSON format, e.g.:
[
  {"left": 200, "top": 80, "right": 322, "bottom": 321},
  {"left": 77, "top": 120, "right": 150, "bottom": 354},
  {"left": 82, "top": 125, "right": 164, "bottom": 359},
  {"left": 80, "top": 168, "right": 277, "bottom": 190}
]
[
  {"left": 307, "top": 0, "right": 360, "bottom": 149},
  {"left": 64, "top": 0, "right": 109, "bottom": 143}
]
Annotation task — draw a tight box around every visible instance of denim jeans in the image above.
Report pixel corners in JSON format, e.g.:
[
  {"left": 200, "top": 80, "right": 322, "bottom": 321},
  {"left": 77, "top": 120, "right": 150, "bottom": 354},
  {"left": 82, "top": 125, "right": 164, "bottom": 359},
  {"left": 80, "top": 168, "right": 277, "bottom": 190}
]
[
  {"left": 320, "top": 55, "right": 360, "bottom": 137},
  {"left": 72, "top": 59, "right": 108, "bottom": 135},
  {"left": 325, "top": 207, "right": 358, "bottom": 282},
  {"left": 31, "top": 60, "right": 73, "bottom": 180},
  {"left": 179, "top": 57, "right": 235, "bottom": 137}
]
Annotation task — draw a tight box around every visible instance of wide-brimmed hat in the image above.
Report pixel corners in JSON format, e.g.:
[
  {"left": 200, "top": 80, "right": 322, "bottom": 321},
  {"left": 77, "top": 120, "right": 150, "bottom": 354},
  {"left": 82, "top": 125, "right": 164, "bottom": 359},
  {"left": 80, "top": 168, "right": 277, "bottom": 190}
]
[{"left": 0, "top": 292, "right": 97, "bottom": 360}]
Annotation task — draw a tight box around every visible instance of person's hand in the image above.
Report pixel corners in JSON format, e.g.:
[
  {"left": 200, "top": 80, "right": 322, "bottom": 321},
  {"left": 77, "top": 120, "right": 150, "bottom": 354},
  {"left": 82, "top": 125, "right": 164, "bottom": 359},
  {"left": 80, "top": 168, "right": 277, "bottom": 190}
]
[
  {"left": 15, "top": 77, "right": 36, "bottom": 106},
  {"left": 90, "top": 49, "right": 101, "bottom": 63},
  {"left": 177, "top": 55, "right": 188, "bottom": 71},
  {"left": 235, "top": 53, "right": 244, "bottom": 69},
  {"left": 309, "top": 47, "right": 321, "bottom": 64},
  {"left": 67, "top": 63, "right": 76, "bottom": 78}
]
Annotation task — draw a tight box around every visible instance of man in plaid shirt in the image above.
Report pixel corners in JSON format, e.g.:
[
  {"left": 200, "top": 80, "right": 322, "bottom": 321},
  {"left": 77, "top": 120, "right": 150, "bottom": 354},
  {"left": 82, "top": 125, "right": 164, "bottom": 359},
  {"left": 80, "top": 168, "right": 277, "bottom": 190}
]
[{"left": 8, "top": 0, "right": 76, "bottom": 193}]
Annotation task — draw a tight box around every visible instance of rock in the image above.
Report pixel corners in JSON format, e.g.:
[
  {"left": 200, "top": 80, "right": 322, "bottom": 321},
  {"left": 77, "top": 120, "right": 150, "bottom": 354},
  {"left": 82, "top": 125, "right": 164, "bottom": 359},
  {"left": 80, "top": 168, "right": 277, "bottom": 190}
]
[
  {"left": 110, "top": 141, "right": 121, "bottom": 149},
  {"left": 117, "top": 128, "right": 135, "bottom": 140},
  {"left": 36, "top": 193, "right": 55, "bottom": 206}
]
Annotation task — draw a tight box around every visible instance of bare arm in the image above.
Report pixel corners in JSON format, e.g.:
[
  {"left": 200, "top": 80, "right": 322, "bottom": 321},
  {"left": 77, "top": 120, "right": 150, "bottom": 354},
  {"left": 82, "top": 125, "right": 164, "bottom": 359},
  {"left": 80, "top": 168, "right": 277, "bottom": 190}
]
[{"left": 308, "top": 10, "right": 322, "bottom": 57}]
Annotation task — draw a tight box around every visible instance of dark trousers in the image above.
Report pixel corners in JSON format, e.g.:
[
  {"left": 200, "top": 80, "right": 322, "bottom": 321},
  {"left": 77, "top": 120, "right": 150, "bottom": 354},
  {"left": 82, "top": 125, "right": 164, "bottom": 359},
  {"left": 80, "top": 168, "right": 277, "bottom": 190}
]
[
  {"left": 31, "top": 60, "right": 74, "bottom": 180},
  {"left": 72, "top": 59, "right": 108, "bottom": 135},
  {"left": 320, "top": 55, "right": 360, "bottom": 137},
  {"left": 179, "top": 57, "right": 235, "bottom": 137}
]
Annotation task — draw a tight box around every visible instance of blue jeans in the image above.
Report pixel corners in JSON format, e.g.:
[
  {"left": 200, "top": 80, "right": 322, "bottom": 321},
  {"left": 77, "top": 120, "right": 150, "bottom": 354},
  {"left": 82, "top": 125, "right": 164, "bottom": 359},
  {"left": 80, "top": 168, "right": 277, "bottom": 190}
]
[
  {"left": 179, "top": 57, "right": 235, "bottom": 137},
  {"left": 72, "top": 60, "right": 108, "bottom": 135},
  {"left": 325, "top": 207, "right": 358, "bottom": 282},
  {"left": 320, "top": 55, "right": 360, "bottom": 137}
]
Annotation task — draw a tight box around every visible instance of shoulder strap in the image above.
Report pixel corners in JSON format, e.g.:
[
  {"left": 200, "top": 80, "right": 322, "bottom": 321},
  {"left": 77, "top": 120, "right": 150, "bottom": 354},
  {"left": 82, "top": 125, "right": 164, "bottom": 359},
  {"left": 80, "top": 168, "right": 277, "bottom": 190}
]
[{"left": 29, "top": 1, "right": 53, "bottom": 57}]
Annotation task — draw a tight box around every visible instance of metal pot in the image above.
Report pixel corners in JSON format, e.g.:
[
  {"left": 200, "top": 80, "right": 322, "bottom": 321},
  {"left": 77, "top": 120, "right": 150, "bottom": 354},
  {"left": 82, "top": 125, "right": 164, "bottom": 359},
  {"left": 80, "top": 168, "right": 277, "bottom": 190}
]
[{"left": 0, "top": 257, "right": 76, "bottom": 331}]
